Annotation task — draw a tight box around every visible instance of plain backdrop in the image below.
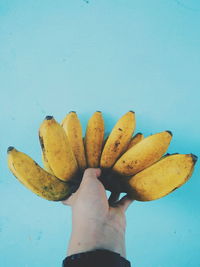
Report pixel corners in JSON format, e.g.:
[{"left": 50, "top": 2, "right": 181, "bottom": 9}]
[{"left": 0, "top": 1, "right": 200, "bottom": 266}]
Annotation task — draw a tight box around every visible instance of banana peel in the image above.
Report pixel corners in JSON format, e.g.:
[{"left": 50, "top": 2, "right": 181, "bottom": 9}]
[{"left": 7, "top": 147, "right": 72, "bottom": 201}]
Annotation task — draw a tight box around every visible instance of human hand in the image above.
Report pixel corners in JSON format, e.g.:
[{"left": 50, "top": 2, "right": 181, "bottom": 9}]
[{"left": 62, "top": 168, "right": 134, "bottom": 258}]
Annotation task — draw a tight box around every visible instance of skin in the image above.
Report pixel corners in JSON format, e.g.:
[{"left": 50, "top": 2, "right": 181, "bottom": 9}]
[{"left": 62, "top": 168, "right": 134, "bottom": 259}]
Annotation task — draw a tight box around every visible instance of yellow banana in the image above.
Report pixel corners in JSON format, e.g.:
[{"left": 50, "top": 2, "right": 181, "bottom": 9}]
[
  {"left": 126, "top": 153, "right": 197, "bottom": 201},
  {"left": 102, "top": 137, "right": 108, "bottom": 150},
  {"left": 121, "top": 132, "right": 144, "bottom": 155},
  {"left": 101, "top": 132, "right": 109, "bottom": 151},
  {"left": 126, "top": 133, "right": 144, "bottom": 150},
  {"left": 7, "top": 147, "right": 71, "bottom": 201},
  {"left": 61, "top": 111, "right": 87, "bottom": 171},
  {"left": 100, "top": 111, "right": 136, "bottom": 169},
  {"left": 113, "top": 131, "right": 172, "bottom": 176},
  {"left": 39, "top": 116, "right": 78, "bottom": 182},
  {"left": 85, "top": 111, "right": 104, "bottom": 167},
  {"left": 41, "top": 152, "right": 54, "bottom": 175}
]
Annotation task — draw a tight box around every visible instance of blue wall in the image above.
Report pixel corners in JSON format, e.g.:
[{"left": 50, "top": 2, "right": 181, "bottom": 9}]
[{"left": 0, "top": 1, "right": 199, "bottom": 266}]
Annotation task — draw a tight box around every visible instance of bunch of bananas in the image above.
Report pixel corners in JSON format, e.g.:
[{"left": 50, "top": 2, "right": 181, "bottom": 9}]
[{"left": 7, "top": 111, "right": 198, "bottom": 202}]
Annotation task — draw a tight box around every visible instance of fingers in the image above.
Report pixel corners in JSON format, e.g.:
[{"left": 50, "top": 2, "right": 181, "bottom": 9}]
[{"left": 115, "top": 194, "right": 134, "bottom": 212}]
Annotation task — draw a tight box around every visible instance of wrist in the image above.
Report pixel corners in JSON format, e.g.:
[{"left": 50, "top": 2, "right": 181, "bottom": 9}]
[{"left": 67, "top": 220, "right": 126, "bottom": 258}]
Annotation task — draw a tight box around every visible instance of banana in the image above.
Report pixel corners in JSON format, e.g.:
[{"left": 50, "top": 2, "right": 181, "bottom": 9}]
[
  {"left": 85, "top": 111, "right": 104, "bottom": 167},
  {"left": 7, "top": 147, "right": 71, "bottom": 201},
  {"left": 39, "top": 116, "right": 78, "bottom": 182},
  {"left": 100, "top": 111, "right": 136, "bottom": 169},
  {"left": 113, "top": 131, "right": 172, "bottom": 176},
  {"left": 126, "top": 133, "right": 144, "bottom": 150},
  {"left": 61, "top": 111, "right": 87, "bottom": 170},
  {"left": 102, "top": 137, "right": 108, "bottom": 150},
  {"left": 120, "top": 132, "right": 144, "bottom": 155},
  {"left": 126, "top": 153, "right": 198, "bottom": 201},
  {"left": 99, "top": 132, "right": 109, "bottom": 151},
  {"left": 41, "top": 152, "right": 54, "bottom": 175}
]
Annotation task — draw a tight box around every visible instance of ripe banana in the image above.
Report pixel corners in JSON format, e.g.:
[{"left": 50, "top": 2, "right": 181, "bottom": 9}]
[
  {"left": 113, "top": 131, "right": 172, "bottom": 176},
  {"left": 127, "top": 133, "right": 144, "bottom": 150},
  {"left": 126, "top": 153, "right": 198, "bottom": 201},
  {"left": 101, "top": 132, "right": 109, "bottom": 151},
  {"left": 41, "top": 152, "right": 54, "bottom": 175},
  {"left": 7, "top": 147, "right": 71, "bottom": 201},
  {"left": 39, "top": 116, "right": 78, "bottom": 182},
  {"left": 100, "top": 111, "right": 136, "bottom": 169},
  {"left": 85, "top": 111, "right": 104, "bottom": 167},
  {"left": 121, "top": 132, "right": 144, "bottom": 155},
  {"left": 61, "top": 111, "right": 87, "bottom": 171}
]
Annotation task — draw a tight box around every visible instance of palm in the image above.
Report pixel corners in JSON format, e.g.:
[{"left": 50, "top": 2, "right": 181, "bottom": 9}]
[{"left": 62, "top": 168, "right": 132, "bottom": 232}]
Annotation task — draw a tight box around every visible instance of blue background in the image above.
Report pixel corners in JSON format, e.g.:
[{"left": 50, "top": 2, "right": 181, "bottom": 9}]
[{"left": 0, "top": 1, "right": 200, "bottom": 266}]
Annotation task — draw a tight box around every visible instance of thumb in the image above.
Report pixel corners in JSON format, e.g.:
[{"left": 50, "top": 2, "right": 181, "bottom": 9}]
[{"left": 116, "top": 194, "right": 134, "bottom": 212}]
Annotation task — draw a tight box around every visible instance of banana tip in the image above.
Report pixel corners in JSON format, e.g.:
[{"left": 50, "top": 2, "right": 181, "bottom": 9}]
[
  {"left": 96, "top": 111, "right": 101, "bottom": 113},
  {"left": 191, "top": 154, "right": 198, "bottom": 164},
  {"left": 69, "top": 111, "right": 76, "bottom": 113},
  {"left": 45, "top": 115, "right": 53, "bottom": 120},
  {"left": 166, "top": 130, "right": 173, "bottom": 136},
  {"left": 129, "top": 110, "right": 135, "bottom": 114},
  {"left": 7, "top": 146, "right": 14, "bottom": 153}
]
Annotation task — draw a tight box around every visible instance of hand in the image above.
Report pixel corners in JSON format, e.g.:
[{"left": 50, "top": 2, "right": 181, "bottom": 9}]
[{"left": 62, "top": 168, "right": 134, "bottom": 258}]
